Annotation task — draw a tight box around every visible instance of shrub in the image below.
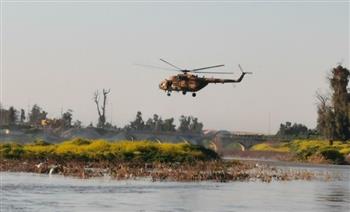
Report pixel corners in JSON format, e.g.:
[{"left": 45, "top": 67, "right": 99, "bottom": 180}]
[
  {"left": 251, "top": 143, "right": 290, "bottom": 152},
  {"left": 70, "top": 138, "right": 91, "bottom": 145},
  {"left": 319, "top": 149, "right": 345, "bottom": 164},
  {"left": 33, "top": 139, "right": 50, "bottom": 146},
  {"left": 0, "top": 143, "right": 24, "bottom": 159},
  {"left": 339, "top": 147, "right": 350, "bottom": 155},
  {"left": 250, "top": 139, "right": 350, "bottom": 164},
  {"left": 23, "top": 144, "right": 54, "bottom": 159},
  {"left": 295, "top": 146, "right": 319, "bottom": 161},
  {"left": 0, "top": 140, "right": 219, "bottom": 162}
]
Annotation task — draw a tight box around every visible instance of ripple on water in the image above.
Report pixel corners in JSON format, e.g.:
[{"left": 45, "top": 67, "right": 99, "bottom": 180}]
[{"left": 1, "top": 168, "right": 350, "bottom": 212}]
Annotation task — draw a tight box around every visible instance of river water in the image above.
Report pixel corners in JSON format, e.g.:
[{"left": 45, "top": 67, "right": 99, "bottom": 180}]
[{"left": 1, "top": 164, "right": 349, "bottom": 212}]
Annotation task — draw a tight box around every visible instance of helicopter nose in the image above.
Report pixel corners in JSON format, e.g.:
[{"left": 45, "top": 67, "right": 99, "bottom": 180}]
[{"left": 159, "top": 81, "right": 166, "bottom": 90}]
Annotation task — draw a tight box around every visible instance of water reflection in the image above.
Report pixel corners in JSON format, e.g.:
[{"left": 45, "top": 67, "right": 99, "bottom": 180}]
[
  {"left": 316, "top": 184, "right": 350, "bottom": 212},
  {"left": 1, "top": 165, "right": 349, "bottom": 212}
]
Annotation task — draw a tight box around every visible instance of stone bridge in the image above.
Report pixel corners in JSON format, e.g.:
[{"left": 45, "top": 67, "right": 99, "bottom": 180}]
[
  {"left": 115, "top": 130, "right": 266, "bottom": 153},
  {"left": 203, "top": 130, "right": 266, "bottom": 152},
  {"left": 0, "top": 128, "right": 266, "bottom": 151},
  {"left": 112, "top": 130, "right": 204, "bottom": 144}
]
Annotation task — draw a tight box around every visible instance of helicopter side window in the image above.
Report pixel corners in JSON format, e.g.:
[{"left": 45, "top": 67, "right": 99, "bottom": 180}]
[
  {"left": 178, "top": 76, "right": 187, "bottom": 80},
  {"left": 176, "top": 76, "right": 183, "bottom": 80}
]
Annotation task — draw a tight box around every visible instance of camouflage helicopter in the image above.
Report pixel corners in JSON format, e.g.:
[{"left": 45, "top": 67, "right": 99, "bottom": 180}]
[{"left": 138, "top": 59, "right": 252, "bottom": 97}]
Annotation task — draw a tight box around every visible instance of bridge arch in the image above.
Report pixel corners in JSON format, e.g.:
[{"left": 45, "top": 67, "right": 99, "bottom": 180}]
[
  {"left": 209, "top": 141, "right": 218, "bottom": 152},
  {"left": 204, "top": 130, "right": 265, "bottom": 153},
  {"left": 236, "top": 142, "right": 246, "bottom": 151}
]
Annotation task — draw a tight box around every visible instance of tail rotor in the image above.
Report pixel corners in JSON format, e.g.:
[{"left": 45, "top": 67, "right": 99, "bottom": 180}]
[{"left": 238, "top": 64, "right": 253, "bottom": 75}]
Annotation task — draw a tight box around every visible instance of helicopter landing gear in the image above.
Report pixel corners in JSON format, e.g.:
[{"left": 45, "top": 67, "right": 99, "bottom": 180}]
[
  {"left": 192, "top": 93, "right": 196, "bottom": 97},
  {"left": 182, "top": 91, "right": 187, "bottom": 95}
]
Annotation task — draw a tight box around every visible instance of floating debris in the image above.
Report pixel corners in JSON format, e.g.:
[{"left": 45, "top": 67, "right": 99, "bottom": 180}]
[{"left": 0, "top": 159, "right": 336, "bottom": 182}]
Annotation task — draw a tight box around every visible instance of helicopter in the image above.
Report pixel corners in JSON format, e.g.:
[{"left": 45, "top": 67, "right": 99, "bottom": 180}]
[{"left": 138, "top": 59, "right": 252, "bottom": 97}]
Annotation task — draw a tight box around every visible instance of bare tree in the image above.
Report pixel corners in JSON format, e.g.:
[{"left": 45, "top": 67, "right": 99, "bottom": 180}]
[
  {"left": 316, "top": 91, "right": 335, "bottom": 144},
  {"left": 93, "top": 89, "right": 110, "bottom": 128},
  {"left": 316, "top": 91, "right": 329, "bottom": 111}
]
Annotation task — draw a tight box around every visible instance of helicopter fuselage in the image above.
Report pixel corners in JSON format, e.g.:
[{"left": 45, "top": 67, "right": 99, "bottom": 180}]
[
  {"left": 159, "top": 74, "right": 207, "bottom": 92},
  {"left": 159, "top": 72, "right": 247, "bottom": 94}
]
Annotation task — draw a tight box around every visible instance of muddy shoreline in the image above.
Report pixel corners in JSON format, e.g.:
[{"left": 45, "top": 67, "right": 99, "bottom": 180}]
[{"left": 1, "top": 158, "right": 331, "bottom": 182}]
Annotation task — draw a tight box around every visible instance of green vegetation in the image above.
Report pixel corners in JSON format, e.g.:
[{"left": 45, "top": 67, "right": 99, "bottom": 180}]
[
  {"left": 0, "top": 138, "right": 219, "bottom": 162},
  {"left": 290, "top": 140, "right": 349, "bottom": 164},
  {"left": 251, "top": 140, "right": 350, "bottom": 164},
  {"left": 276, "top": 122, "right": 317, "bottom": 140},
  {"left": 126, "top": 111, "right": 203, "bottom": 133},
  {"left": 317, "top": 65, "right": 350, "bottom": 142},
  {"left": 275, "top": 66, "right": 350, "bottom": 143},
  {"left": 0, "top": 102, "right": 204, "bottom": 134},
  {"left": 251, "top": 143, "right": 290, "bottom": 153}
]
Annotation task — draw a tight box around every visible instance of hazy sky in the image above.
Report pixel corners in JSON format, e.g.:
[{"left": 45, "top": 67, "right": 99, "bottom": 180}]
[{"left": 1, "top": 1, "right": 349, "bottom": 133}]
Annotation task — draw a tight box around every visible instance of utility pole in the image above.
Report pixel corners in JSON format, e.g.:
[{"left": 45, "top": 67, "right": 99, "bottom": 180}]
[
  {"left": 268, "top": 112, "right": 271, "bottom": 135},
  {"left": 27, "top": 100, "right": 31, "bottom": 122},
  {"left": 110, "top": 102, "right": 113, "bottom": 125}
]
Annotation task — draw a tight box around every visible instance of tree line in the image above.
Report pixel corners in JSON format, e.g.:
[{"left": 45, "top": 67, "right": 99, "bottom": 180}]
[
  {"left": 125, "top": 111, "right": 203, "bottom": 133},
  {"left": 0, "top": 105, "right": 203, "bottom": 134},
  {"left": 0, "top": 104, "right": 78, "bottom": 129},
  {"left": 276, "top": 65, "right": 350, "bottom": 143},
  {"left": 276, "top": 121, "right": 317, "bottom": 139}
]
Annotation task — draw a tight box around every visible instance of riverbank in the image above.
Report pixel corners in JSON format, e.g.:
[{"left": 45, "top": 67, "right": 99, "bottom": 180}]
[
  {"left": 0, "top": 139, "right": 341, "bottom": 182},
  {"left": 247, "top": 140, "right": 350, "bottom": 165}
]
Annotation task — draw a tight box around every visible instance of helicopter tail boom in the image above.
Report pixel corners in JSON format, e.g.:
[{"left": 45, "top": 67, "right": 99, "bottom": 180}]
[{"left": 206, "top": 71, "right": 252, "bottom": 84}]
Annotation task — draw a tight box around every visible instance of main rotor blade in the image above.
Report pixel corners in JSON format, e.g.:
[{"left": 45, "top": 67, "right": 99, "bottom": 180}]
[
  {"left": 159, "top": 58, "right": 183, "bottom": 71},
  {"left": 195, "top": 71, "right": 234, "bottom": 75},
  {"left": 134, "top": 63, "right": 179, "bottom": 72},
  {"left": 191, "top": 64, "right": 225, "bottom": 72}
]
